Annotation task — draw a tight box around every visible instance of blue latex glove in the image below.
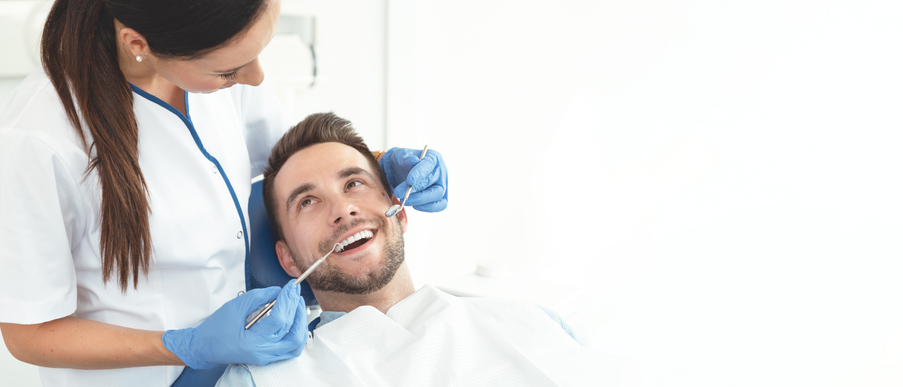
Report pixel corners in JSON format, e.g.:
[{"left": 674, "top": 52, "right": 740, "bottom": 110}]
[
  {"left": 162, "top": 280, "right": 307, "bottom": 369},
  {"left": 379, "top": 147, "right": 448, "bottom": 212}
]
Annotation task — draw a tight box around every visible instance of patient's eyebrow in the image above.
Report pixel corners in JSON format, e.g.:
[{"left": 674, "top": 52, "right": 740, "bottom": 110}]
[
  {"left": 337, "top": 166, "right": 374, "bottom": 180},
  {"left": 284, "top": 182, "right": 315, "bottom": 215}
]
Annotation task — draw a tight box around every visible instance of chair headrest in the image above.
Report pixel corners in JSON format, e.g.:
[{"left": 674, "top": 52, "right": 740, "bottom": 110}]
[{"left": 247, "top": 179, "right": 318, "bottom": 305}]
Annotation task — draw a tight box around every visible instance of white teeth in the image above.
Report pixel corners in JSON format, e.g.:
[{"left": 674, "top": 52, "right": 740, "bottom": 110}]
[{"left": 336, "top": 230, "right": 374, "bottom": 252}]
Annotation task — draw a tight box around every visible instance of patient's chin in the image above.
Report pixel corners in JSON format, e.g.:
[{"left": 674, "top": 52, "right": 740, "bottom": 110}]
[{"left": 309, "top": 266, "right": 394, "bottom": 295}]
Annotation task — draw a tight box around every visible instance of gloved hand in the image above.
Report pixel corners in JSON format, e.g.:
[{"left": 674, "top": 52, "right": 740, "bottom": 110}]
[
  {"left": 162, "top": 280, "right": 307, "bottom": 369},
  {"left": 379, "top": 147, "right": 448, "bottom": 212}
]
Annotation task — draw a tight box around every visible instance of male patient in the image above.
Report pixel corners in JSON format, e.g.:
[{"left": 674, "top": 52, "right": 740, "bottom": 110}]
[{"left": 217, "top": 113, "right": 593, "bottom": 386}]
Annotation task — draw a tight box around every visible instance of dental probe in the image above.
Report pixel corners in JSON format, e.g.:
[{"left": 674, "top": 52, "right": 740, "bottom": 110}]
[
  {"left": 385, "top": 144, "right": 428, "bottom": 218},
  {"left": 244, "top": 243, "right": 341, "bottom": 329}
]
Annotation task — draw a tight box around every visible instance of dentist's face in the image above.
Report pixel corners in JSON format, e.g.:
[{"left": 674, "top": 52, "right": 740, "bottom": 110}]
[
  {"left": 149, "top": 0, "right": 281, "bottom": 93},
  {"left": 273, "top": 142, "right": 407, "bottom": 294}
]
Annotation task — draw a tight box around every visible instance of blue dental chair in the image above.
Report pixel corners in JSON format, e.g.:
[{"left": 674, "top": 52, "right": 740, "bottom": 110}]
[
  {"left": 171, "top": 179, "right": 316, "bottom": 387},
  {"left": 245, "top": 179, "right": 319, "bottom": 302}
]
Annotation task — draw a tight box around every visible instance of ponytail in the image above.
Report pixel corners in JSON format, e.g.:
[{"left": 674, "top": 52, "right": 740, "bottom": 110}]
[
  {"left": 41, "top": 0, "right": 267, "bottom": 293},
  {"left": 42, "top": 0, "right": 151, "bottom": 292}
]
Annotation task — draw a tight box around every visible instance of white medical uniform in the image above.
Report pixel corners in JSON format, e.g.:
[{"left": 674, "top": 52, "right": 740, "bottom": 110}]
[{"left": 0, "top": 69, "right": 286, "bottom": 386}]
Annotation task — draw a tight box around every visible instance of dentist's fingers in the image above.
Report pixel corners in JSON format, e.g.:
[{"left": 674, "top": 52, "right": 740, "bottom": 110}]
[
  {"left": 404, "top": 151, "right": 441, "bottom": 190},
  {"left": 397, "top": 150, "right": 447, "bottom": 211},
  {"left": 413, "top": 197, "right": 448, "bottom": 212},
  {"left": 407, "top": 185, "right": 448, "bottom": 212},
  {"left": 267, "top": 301, "right": 309, "bottom": 363},
  {"left": 248, "top": 280, "right": 301, "bottom": 339},
  {"left": 382, "top": 147, "right": 449, "bottom": 213}
]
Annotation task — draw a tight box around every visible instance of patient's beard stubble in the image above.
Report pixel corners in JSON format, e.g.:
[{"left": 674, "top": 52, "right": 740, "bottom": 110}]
[{"left": 292, "top": 216, "right": 405, "bottom": 295}]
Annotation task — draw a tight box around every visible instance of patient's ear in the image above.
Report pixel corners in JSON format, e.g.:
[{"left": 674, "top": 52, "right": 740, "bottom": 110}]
[
  {"left": 392, "top": 196, "right": 408, "bottom": 234},
  {"left": 275, "top": 240, "right": 302, "bottom": 277}
]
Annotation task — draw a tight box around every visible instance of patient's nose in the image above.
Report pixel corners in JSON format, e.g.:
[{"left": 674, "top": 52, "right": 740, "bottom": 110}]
[{"left": 332, "top": 201, "right": 360, "bottom": 225}]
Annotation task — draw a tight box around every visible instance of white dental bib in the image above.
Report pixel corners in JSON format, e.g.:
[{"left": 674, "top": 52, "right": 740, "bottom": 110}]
[{"left": 245, "top": 285, "right": 593, "bottom": 386}]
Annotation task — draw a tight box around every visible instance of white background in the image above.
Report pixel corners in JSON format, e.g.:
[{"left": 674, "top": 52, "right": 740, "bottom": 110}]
[
  {"left": 388, "top": 0, "right": 903, "bottom": 386},
  {"left": 3, "top": 0, "right": 903, "bottom": 386}
]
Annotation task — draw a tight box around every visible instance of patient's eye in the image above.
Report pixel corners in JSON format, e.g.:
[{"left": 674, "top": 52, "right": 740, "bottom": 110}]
[
  {"left": 345, "top": 180, "right": 363, "bottom": 192},
  {"left": 299, "top": 198, "right": 315, "bottom": 209}
]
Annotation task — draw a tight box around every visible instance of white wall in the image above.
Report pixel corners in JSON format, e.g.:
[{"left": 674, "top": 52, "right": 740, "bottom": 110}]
[
  {"left": 266, "top": 0, "right": 387, "bottom": 148},
  {"left": 388, "top": 0, "right": 903, "bottom": 385}
]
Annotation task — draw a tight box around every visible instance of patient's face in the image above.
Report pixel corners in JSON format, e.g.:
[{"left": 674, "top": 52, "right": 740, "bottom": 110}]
[{"left": 273, "top": 142, "right": 407, "bottom": 294}]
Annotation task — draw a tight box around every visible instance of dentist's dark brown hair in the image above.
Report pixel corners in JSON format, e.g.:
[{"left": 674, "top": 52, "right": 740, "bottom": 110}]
[{"left": 41, "top": 0, "right": 267, "bottom": 292}]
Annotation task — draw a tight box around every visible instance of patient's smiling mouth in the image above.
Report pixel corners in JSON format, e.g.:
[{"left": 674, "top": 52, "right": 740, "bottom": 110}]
[{"left": 335, "top": 229, "right": 376, "bottom": 253}]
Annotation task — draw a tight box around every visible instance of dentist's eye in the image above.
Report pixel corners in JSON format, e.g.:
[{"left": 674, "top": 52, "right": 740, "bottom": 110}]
[
  {"left": 218, "top": 71, "right": 238, "bottom": 80},
  {"left": 300, "top": 198, "right": 314, "bottom": 208}
]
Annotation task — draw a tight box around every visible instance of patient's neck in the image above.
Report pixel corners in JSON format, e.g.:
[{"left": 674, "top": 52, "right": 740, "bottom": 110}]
[{"left": 314, "top": 263, "right": 416, "bottom": 314}]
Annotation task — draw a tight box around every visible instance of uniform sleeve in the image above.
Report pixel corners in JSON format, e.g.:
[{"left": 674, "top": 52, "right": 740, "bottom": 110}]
[
  {"left": 0, "top": 129, "right": 81, "bottom": 324},
  {"left": 230, "top": 80, "right": 289, "bottom": 177},
  {"left": 216, "top": 364, "right": 258, "bottom": 387}
]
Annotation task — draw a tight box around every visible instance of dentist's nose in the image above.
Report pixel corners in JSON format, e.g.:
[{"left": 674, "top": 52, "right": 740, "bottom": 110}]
[{"left": 237, "top": 59, "right": 265, "bottom": 86}]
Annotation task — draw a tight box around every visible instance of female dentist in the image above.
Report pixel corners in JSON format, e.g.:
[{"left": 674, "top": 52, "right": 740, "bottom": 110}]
[{"left": 0, "top": 0, "right": 448, "bottom": 386}]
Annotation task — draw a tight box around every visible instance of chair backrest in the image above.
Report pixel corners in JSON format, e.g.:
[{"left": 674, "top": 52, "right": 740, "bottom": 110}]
[{"left": 246, "top": 179, "right": 318, "bottom": 305}]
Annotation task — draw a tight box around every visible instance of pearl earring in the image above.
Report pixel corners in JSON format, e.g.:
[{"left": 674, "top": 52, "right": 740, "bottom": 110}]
[{"left": 136, "top": 56, "right": 143, "bottom": 63}]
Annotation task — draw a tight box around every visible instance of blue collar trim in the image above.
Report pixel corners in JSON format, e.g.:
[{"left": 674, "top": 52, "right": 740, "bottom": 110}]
[{"left": 128, "top": 82, "right": 192, "bottom": 123}]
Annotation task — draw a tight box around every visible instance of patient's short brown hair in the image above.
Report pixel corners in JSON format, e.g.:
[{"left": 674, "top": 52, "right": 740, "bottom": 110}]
[{"left": 262, "top": 112, "right": 392, "bottom": 242}]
